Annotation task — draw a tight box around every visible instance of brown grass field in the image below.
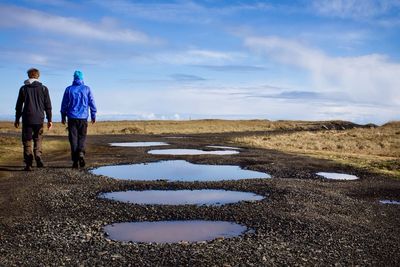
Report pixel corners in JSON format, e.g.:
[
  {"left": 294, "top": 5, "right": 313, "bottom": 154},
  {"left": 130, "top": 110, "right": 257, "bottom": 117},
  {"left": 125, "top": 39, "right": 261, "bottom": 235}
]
[
  {"left": 233, "top": 121, "right": 400, "bottom": 177},
  {"left": 0, "top": 136, "right": 69, "bottom": 165},
  {"left": 0, "top": 119, "right": 358, "bottom": 135},
  {"left": 0, "top": 120, "right": 398, "bottom": 177}
]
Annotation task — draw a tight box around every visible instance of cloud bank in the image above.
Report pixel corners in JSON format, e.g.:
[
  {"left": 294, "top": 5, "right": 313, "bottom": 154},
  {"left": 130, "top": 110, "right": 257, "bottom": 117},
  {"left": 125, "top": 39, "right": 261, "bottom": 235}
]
[
  {"left": 244, "top": 35, "right": 400, "bottom": 106},
  {"left": 0, "top": 4, "right": 154, "bottom": 44}
]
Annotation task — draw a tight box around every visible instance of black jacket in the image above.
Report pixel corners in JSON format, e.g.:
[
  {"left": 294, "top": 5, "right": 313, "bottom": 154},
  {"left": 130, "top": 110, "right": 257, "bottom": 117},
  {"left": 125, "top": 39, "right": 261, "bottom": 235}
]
[{"left": 15, "top": 81, "right": 52, "bottom": 124}]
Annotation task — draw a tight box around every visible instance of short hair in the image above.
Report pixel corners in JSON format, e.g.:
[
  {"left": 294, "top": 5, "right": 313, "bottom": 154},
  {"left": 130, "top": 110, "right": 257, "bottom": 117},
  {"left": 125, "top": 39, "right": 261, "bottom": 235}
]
[{"left": 27, "top": 68, "right": 40, "bottom": 79}]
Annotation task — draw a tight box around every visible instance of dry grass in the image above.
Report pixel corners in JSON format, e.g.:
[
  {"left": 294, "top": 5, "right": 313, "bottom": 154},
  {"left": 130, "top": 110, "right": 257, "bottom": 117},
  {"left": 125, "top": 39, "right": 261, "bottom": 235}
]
[
  {"left": 0, "top": 136, "right": 69, "bottom": 165},
  {"left": 233, "top": 121, "right": 400, "bottom": 177},
  {"left": 0, "top": 120, "right": 355, "bottom": 135},
  {"left": 0, "top": 136, "right": 21, "bottom": 164}
]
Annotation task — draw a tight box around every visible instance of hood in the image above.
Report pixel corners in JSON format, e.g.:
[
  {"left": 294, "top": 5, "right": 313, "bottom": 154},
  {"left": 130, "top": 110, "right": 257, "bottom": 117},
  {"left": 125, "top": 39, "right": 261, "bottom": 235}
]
[
  {"left": 72, "top": 78, "right": 84, "bottom": 86},
  {"left": 24, "top": 78, "right": 40, "bottom": 85}
]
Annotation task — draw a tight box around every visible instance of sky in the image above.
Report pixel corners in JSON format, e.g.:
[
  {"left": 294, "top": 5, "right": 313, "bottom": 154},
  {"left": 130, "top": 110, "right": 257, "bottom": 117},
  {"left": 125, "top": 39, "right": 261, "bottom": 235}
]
[{"left": 0, "top": 0, "right": 399, "bottom": 124}]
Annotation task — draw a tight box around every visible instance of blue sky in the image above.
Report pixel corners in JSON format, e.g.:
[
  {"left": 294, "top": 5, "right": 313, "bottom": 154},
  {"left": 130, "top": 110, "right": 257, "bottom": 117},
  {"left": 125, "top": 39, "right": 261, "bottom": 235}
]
[{"left": 1, "top": 0, "right": 399, "bottom": 124}]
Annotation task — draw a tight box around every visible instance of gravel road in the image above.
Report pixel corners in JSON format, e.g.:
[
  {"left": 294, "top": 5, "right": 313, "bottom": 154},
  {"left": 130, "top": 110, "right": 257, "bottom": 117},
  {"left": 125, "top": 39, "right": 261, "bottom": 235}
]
[{"left": 1, "top": 133, "right": 399, "bottom": 266}]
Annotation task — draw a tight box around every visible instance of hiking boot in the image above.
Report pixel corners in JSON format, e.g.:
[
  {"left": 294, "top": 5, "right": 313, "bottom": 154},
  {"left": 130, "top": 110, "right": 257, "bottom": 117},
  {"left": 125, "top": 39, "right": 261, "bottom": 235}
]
[
  {"left": 78, "top": 154, "right": 86, "bottom": 168},
  {"left": 24, "top": 155, "right": 33, "bottom": 171},
  {"left": 36, "top": 157, "right": 44, "bottom": 168},
  {"left": 72, "top": 161, "right": 79, "bottom": 169},
  {"left": 24, "top": 165, "right": 33, "bottom": 171}
]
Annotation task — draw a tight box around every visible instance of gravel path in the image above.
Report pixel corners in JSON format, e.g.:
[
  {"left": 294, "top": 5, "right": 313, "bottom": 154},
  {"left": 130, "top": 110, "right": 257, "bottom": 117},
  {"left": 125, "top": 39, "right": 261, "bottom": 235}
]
[{"left": 1, "top": 133, "right": 399, "bottom": 266}]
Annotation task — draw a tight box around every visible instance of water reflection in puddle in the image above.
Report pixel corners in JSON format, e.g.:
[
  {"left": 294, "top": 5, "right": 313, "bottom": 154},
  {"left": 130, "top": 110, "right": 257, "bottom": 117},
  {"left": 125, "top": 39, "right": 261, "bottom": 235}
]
[
  {"left": 379, "top": 200, "right": 400, "bottom": 205},
  {"left": 91, "top": 160, "right": 271, "bottom": 181},
  {"left": 316, "top": 172, "right": 359, "bottom": 180},
  {"left": 206, "top": 145, "right": 240, "bottom": 150},
  {"left": 100, "top": 189, "right": 264, "bottom": 206},
  {"left": 104, "top": 220, "right": 249, "bottom": 243},
  {"left": 148, "top": 149, "right": 239, "bottom": 155},
  {"left": 109, "top": 142, "right": 169, "bottom": 147}
]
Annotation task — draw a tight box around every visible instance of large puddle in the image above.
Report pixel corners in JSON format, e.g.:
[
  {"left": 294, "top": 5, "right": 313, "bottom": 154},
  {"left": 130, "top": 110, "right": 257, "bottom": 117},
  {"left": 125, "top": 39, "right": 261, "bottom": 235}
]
[
  {"left": 100, "top": 189, "right": 264, "bottom": 206},
  {"left": 109, "top": 142, "right": 169, "bottom": 147},
  {"left": 316, "top": 172, "right": 359, "bottom": 180},
  {"left": 91, "top": 160, "right": 271, "bottom": 181},
  {"left": 148, "top": 149, "right": 239, "bottom": 155},
  {"left": 104, "top": 220, "right": 250, "bottom": 243},
  {"left": 379, "top": 200, "right": 400, "bottom": 205}
]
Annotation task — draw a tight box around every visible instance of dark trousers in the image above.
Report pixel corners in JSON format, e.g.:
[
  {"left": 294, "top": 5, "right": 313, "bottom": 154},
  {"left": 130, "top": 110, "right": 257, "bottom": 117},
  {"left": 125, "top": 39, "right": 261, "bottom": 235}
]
[
  {"left": 22, "top": 124, "right": 43, "bottom": 165},
  {"left": 68, "top": 119, "right": 88, "bottom": 162}
]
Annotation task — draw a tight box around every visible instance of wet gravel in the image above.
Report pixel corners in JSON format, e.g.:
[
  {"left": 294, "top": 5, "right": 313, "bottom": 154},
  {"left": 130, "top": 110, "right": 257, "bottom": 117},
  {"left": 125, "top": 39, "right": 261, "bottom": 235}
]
[{"left": 1, "top": 132, "right": 400, "bottom": 266}]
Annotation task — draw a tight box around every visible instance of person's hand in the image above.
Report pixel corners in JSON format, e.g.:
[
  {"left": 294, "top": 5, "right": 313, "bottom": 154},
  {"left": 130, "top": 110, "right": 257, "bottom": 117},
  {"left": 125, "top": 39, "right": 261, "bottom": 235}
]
[
  {"left": 61, "top": 120, "right": 66, "bottom": 125},
  {"left": 47, "top": 122, "right": 53, "bottom": 130},
  {"left": 14, "top": 121, "right": 19, "bottom": 128},
  {"left": 91, "top": 118, "right": 96, "bottom": 124}
]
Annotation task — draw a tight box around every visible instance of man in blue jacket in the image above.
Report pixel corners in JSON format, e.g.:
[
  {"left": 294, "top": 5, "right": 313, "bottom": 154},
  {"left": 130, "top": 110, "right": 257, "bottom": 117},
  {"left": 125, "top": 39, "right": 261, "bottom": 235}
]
[{"left": 61, "top": 70, "right": 97, "bottom": 168}]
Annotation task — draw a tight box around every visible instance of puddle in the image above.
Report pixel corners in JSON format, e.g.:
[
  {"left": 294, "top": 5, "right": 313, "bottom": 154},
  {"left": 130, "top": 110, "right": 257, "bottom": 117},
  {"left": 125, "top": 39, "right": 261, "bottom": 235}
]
[
  {"left": 379, "top": 200, "right": 400, "bottom": 205},
  {"left": 109, "top": 142, "right": 169, "bottom": 147},
  {"left": 316, "top": 172, "right": 359, "bottom": 180},
  {"left": 100, "top": 189, "right": 264, "bottom": 206},
  {"left": 104, "top": 220, "right": 250, "bottom": 243},
  {"left": 91, "top": 160, "right": 271, "bottom": 181},
  {"left": 206, "top": 145, "right": 240, "bottom": 150},
  {"left": 148, "top": 149, "right": 239, "bottom": 155}
]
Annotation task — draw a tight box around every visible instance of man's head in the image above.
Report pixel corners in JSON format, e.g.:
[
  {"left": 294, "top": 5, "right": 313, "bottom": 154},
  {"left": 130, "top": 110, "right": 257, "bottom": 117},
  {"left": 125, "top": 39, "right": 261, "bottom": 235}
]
[
  {"left": 74, "top": 70, "right": 83, "bottom": 80},
  {"left": 27, "top": 68, "right": 40, "bottom": 79}
]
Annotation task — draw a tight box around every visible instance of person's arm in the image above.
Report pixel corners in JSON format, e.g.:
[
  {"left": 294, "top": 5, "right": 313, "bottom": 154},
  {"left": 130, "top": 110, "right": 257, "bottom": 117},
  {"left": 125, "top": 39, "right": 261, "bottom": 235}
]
[
  {"left": 43, "top": 86, "right": 53, "bottom": 129},
  {"left": 87, "top": 87, "right": 97, "bottom": 123},
  {"left": 14, "top": 86, "right": 24, "bottom": 128},
  {"left": 60, "top": 88, "right": 69, "bottom": 124}
]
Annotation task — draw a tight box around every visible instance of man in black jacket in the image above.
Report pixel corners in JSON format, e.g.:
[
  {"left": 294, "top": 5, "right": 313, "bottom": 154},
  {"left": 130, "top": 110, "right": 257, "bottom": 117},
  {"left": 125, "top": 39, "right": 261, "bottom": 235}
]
[{"left": 15, "top": 68, "right": 53, "bottom": 171}]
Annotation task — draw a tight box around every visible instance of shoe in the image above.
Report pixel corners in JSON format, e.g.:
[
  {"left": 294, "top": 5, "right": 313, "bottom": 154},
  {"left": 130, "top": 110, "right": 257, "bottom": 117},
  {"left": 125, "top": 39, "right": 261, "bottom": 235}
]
[
  {"left": 78, "top": 155, "right": 86, "bottom": 168},
  {"left": 24, "top": 165, "right": 33, "bottom": 171},
  {"left": 72, "top": 161, "right": 79, "bottom": 169},
  {"left": 36, "top": 157, "right": 44, "bottom": 168},
  {"left": 24, "top": 155, "right": 33, "bottom": 171}
]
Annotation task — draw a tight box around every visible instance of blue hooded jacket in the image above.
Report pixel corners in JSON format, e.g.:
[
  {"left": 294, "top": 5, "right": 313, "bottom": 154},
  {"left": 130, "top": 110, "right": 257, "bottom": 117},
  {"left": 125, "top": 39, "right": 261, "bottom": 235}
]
[{"left": 61, "top": 77, "right": 97, "bottom": 121}]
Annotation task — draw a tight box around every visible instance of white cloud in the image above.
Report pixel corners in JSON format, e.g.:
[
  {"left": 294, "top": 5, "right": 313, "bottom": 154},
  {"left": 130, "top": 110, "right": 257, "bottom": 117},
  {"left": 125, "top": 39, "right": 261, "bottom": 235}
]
[
  {"left": 101, "top": 1, "right": 205, "bottom": 22},
  {"left": 170, "top": 74, "right": 206, "bottom": 82},
  {"left": 140, "top": 49, "right": 244, "bottom": 65},
  {"left": 298, "top": 30, "right": 369, "bottom": 51},
  {"left": 311, "top": 0, "right": 400, "bottom": 19},
  {"left": 244, "top": 35, "right": 400, "bottom": 106},
  {"left": 0, "top": 41, "right": 111, "bottom": 68},
  {"left": 0, "top": 50, "right": 52, "bottom": 66},
  {"left": 187, "top": 49, "right": 234, "bottom": 60},
  {"left": 94, "top": 0, "right": 271, "bottom": 23},
  {"left": 0, "top": 4, "right": 155, "bottom": 44}
]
